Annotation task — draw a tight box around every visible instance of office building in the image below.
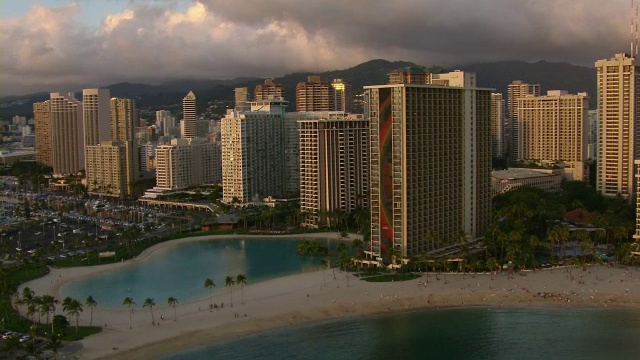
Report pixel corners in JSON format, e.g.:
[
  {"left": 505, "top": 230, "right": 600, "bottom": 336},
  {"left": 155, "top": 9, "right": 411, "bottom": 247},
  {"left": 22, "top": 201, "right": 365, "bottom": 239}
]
[
  {"left": 33, "top": 101, "right": 52, "bottom": 167},
  {"left": 82, "top": 88, "right": 111, "bottom": 147},
  {"left": 155, "top": 138, "right": 220, "bottom": 190},
  {"left": 595, "top": 53, "right": 640, "bottom": 199},
  {"left": 221, "top": 99, "right": 288, "bottom": 202},
  {"left": 86, "top": 141, "right": 137, "bottom": 198},
  {"left": 182, "top": 91, "right": 197, "bottom": 139},
  {"left": 508, "top": 80, "right": 540, "bottom": 159},
  {"left": 491, "top": 93, "right": 505, "bottom": 159},
  {"left": 156, "top": 110, "right": 175, "bottom": 136},
  {"left": 366, "top": 83, "right": 492, "bottom": 260},
  {"left": 254, "top": 78, "right": 285, "bottom": 101},
  {"left": 299, "top": 113, "right": 369, "bottom": 227},
  {"left": 50, "top": 92, "right": 84, "bottom": 175},
  {"left": 517, "top": 90, "right": 589, "bottom": 181}
]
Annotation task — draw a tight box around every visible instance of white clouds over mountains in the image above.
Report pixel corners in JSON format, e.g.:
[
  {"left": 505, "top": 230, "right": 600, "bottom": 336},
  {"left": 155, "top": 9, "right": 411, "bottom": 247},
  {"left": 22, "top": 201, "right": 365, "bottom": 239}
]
[{"left": 0, "top": 0, "right": 629, "bottom": 96}]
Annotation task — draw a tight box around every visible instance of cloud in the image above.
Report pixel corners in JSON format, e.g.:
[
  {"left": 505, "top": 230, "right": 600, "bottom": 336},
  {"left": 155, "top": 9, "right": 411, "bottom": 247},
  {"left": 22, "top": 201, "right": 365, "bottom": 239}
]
[{"left": 0, "top": 0, "right": 630, "bottom": 96}]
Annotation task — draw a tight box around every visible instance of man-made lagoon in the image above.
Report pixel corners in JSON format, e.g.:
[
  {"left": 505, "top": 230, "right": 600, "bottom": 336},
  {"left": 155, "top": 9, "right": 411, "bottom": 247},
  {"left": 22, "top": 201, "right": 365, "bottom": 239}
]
[{"left": 60, "top": 238, "right": 331, "bottom": 308}]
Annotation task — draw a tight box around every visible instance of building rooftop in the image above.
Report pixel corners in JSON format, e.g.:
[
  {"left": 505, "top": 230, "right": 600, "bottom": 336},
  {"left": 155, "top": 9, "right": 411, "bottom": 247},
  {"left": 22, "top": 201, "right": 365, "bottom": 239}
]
[{"left": 492, "top": 168, "right": 558, "bottom": 181}]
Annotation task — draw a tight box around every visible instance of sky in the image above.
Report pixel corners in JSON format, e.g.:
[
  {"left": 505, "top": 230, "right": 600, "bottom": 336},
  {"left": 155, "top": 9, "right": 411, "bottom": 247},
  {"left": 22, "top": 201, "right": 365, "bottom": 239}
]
[{"left": 0, "top": 0, "right": 631, "bottom": 96}]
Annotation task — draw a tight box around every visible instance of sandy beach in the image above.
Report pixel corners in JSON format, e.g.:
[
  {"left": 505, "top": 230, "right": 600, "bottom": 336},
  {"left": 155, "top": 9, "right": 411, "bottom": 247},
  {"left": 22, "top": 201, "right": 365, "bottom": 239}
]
[{"left": 19, "top": 232, "right": 640, "bottom": 359}]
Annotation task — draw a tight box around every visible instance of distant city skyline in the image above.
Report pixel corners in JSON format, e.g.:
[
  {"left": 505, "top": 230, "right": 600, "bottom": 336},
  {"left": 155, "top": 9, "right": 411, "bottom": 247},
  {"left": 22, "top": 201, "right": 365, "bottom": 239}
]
[{"left": 0, "top": 0, "right": 632, "bottom": 96}]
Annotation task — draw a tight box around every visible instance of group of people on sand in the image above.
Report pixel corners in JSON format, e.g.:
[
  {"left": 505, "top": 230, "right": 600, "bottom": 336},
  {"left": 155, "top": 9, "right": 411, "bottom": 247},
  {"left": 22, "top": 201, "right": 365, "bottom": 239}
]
[{"left": 209, "top": 302, "right": 224, "bottom": 311}]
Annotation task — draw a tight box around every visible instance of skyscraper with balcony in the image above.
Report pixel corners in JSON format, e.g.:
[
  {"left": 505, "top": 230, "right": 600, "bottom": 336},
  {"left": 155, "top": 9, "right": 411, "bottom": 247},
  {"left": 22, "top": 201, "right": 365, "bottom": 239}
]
[
  {"left": 595, "top": 53, "right": 640, "bottom": 199},
  {"left": 82, "top": 88, "right": 111, "bottom": 147},
  {"left": 366, "top": 82, "right": 492, "bottom": 260},
  {"left": 508, "top": 80, "right": 540, "bottom": 159},
  {"left": 234, "top": 87, "right": 249, "bottom": 111},
  {"left": 50, "top": 92, "right": 84, "bottom": 175},
  {"left": 86, "top": 141, "right": 137, "bottom": 198},
  {"left": 254, "top": 78, "right": 285, "bottom": 101},
  {"left": 296, "top": 76, "right": 331, "bottom": 112},
  {"left": 298, "top": 113, "right": 369, "bottom": 228},
  {"left": 110, "top": 98, "right": 136, "bottom": 142},
  {"left": 182, "top": 91, "right": 197, "bottom": 139},
  {"left": 33, "top": 101, "right": 52, "bottom": 167},
  {"left": 517, "top": 90, "right": 589, "bottom": 181}
]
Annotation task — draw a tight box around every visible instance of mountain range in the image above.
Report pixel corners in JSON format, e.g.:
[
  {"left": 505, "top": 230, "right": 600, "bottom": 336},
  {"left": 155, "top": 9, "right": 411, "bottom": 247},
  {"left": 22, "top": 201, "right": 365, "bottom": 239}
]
[{"left": 0, "top": 59, "right": 596, "bottom": 118}]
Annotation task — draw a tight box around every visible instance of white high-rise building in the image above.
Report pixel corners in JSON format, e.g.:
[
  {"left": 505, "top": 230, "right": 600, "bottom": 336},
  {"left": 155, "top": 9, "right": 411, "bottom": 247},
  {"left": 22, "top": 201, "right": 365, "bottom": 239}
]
[
  {"left": 82, "top": 88, "right": 111, "bottom": 147},
  {"left": 155, "top": 138, "right": 220, "bottom": 190},
  {"left": 221, "top": 99, "right": 289, "bottom": 202},
  {"left": 50, "top": 92, "right": 84, "bottom": 175},
  {"left": 595, "top": 53, "right": 640, "bottom": 199},
  {"left": 182, "top": 91, "right": 197, "bottom": 139}
]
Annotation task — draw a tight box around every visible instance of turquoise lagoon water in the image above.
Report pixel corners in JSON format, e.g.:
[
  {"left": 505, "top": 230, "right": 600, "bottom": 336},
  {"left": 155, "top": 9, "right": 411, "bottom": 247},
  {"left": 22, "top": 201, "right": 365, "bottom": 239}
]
[
  {"left": 165, "top": 307, "right": 640, "bottom": 360},
  {"left": 60, "top": 238, "right": 330, "bottom": 308}
]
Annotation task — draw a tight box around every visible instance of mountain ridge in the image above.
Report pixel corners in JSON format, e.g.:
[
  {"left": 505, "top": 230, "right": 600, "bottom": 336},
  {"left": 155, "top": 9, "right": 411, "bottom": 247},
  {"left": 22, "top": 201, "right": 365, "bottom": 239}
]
[{"left": 0, "top": 59, "right": 596, "bottom": 117}]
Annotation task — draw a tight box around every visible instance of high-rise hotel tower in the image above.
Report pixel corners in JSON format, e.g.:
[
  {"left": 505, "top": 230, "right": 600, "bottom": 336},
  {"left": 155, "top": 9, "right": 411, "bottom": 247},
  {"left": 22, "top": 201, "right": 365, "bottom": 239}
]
[
  {"left": 595, "top": 53, "right": 640, "bottom": 199},
  {"left": 365, "top": 80, "right": 492, "bottom": 259}
]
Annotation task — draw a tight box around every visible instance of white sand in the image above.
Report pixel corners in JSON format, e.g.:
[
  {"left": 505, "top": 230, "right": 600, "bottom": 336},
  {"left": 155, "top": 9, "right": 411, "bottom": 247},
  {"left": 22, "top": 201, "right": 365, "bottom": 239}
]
[{"left": 19, "top": 233, "right": 640, "bottom": 360}]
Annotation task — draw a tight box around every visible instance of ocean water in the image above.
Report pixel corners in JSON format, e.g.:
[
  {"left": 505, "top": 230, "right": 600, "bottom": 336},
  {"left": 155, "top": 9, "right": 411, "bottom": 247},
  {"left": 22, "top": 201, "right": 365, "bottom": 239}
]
[
  {"left": 165, "top": 307, "right": 640, "bottom": 360},
  {"left": 60, "top": 238, "right": 331, "bottom": 308}
]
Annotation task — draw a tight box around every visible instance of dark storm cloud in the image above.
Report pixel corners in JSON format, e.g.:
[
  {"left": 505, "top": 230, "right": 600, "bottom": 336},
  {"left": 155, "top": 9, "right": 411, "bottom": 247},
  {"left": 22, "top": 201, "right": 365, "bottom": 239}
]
[{"left": 0, "top": 0, "right": 629, "bottom": 95}]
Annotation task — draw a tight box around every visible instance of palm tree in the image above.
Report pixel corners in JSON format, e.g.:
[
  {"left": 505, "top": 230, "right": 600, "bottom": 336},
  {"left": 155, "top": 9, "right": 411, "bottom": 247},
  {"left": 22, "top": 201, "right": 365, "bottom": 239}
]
[
  {"left": 39, "top": 294, "right": 58, "bottom": 330},
  {"left": 236, "top": 274, "right": 247, "bottom": 304},
  {"left": 122, "top": 297, "right": 136, "bottom": 329},
  {"left": 85, "top": 296, "right": 97, "bottom": 327},
  {"left": 167, "top": 297, "right": 179, "bottom": 321},
  {"left": 225, "top": 276, "right": 235, "bottom": 306},
  {"left": 204, "top": 278, "right": 216, "bottom": 310},
  {"left": 63, "top": 298, "right": 83, "bottom": 333},
  {"left": 143, "top": 298, "right": 156, "bottom": 325}
]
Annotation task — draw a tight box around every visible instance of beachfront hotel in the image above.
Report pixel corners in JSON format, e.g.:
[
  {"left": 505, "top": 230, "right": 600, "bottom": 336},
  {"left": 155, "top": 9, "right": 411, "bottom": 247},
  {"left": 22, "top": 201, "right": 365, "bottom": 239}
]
[
  {"left": 595, "top": 53, "right": 640, "bottom": 200},
  {"left": 516, "top": 90, "right": 589, "bottom": 181},
  {"left": 365, "top": 77, "right": 492, "bottom": 259},
  {"left": 298, "top": 113, "right": 369, "bottom": 228}
]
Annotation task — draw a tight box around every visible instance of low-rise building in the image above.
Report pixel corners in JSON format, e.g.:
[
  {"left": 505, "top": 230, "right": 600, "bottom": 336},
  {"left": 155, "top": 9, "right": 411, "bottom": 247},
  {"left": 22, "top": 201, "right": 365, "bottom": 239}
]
[{"left": 492, "top": 168, "right": 563, "bottom": 196}]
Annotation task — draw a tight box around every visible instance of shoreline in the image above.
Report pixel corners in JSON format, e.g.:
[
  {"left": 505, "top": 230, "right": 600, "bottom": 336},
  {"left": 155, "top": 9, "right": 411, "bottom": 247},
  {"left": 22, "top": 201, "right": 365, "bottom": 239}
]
[{"left": 18, "top": 233, "right": 640, "bottom": 360}]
